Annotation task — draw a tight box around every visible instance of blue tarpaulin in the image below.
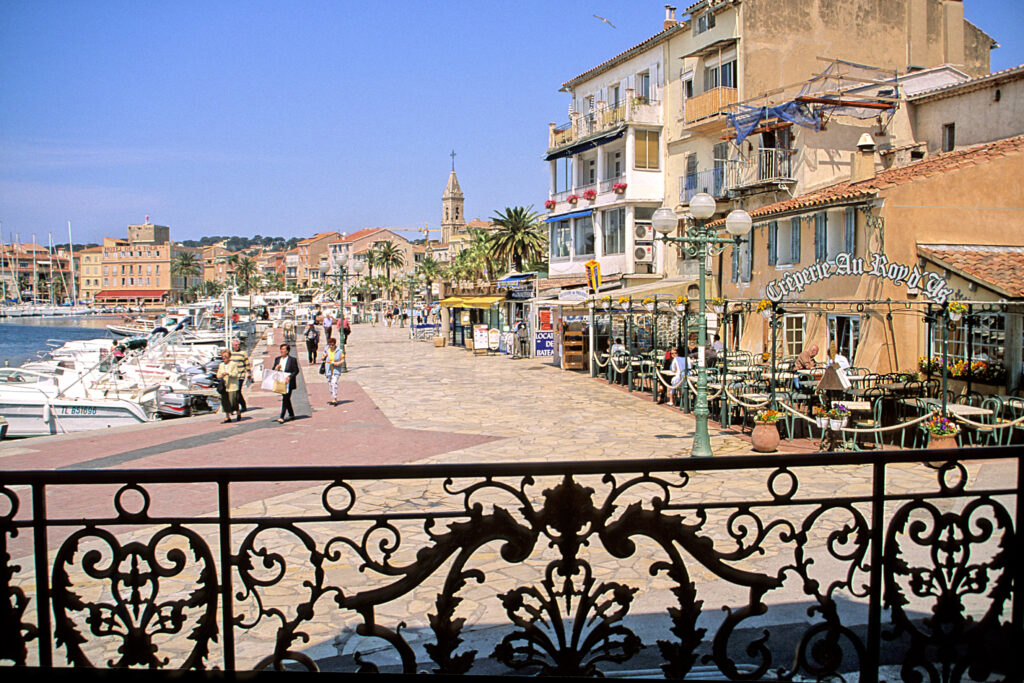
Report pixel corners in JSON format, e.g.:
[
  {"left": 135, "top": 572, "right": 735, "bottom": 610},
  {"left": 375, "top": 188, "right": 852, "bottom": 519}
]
[{"left": 726, "top": 101, "right": 821, "bottom": 146}]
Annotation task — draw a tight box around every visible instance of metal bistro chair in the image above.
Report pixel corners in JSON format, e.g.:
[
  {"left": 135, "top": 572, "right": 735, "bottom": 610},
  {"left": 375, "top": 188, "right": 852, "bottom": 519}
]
[
  {"left": 851, "top": 395, "right": 885, "bottom": 450},
  {"left": 980, "top": 396, "right": 1011, "bottom": 446},
  {"left": 1006, "top": 397, "right": 1024, "bottom": 445}
]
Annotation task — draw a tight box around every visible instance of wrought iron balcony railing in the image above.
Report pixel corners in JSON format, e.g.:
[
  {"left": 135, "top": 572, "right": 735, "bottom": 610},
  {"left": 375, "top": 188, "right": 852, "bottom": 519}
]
[{"left": 1, "top": 449, "right": 1020, "bottom": 678}]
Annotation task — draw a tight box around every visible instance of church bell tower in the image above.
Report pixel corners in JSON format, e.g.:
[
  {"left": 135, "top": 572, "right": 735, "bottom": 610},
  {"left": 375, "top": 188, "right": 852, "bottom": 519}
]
[{"left": 441, "top": 150, "right": 465, "bottom": 244}]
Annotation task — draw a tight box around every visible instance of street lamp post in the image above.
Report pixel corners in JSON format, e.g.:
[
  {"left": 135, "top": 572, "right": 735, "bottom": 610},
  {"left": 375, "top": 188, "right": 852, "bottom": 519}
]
[
  {"left": 320, "top": 254, "right": 364, "bottom": 373},
  {"left": 653, "top": 193, "right": 752, "bottom": 458}
]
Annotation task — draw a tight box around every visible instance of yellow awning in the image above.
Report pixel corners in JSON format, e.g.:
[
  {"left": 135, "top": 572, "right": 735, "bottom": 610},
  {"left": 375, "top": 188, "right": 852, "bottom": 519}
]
[
  {"left": 438, "top": 297, "right": 464, "bottom": 307},
  {"left": 461, "top": 295, "right": 506, "bottom": 309}
]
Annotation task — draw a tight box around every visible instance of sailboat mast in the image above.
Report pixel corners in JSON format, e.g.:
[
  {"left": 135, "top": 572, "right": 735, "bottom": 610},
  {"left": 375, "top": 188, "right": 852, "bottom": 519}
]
[
  {"left": 0, "top": 225, "right": 8, "bottom": 303},
  {"left": 13, "top": 232, "right": 23, "bottom": 303},
  {"left": 32, "top": 233, "right": 37, "bottom": 304},
  {"left": 68, "top": 220, "right": 77, "bottom": 306}
]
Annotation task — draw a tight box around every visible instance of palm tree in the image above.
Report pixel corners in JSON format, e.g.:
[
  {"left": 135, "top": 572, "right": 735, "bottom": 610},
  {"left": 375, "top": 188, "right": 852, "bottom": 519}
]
[
  {"left": 490, "top": 206, "right": 546, "bottom": 273},
  {"left": 416, "top": 256, "right": 443, "bottom": 305},
  {"left": 234, "top": 256, "right": 258, "bottom": 293},
  {"left": 465, "top": 228, "right": 496, "bottom": 280},
  {"left": 171, "top": 252, "right": 202, "bottom": 298},
  {"left": 365, "top": 246, "right": 381, "bottom": 278},
  {"left": 376, "top": 241, "right": 405, "bottom": 280}
]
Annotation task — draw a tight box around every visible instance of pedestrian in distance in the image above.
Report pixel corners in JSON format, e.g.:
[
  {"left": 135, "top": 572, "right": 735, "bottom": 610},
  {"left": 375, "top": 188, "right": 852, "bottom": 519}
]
[
  {"left": 657, "top": 348, "right": 673, "bottom": 404},
  {"left": 322, "top": 312, "right": 334, "bottom": 342},
  {"left": 272, "top": 343, "right": 299, "bottom": 423},
  {"left": 304, "top": 322, "right": 320, "bottom": 363},
  {"left": 514, "top": 319, "right": 529, "bottom": 359},
  {"left": 216, "top": 348, "right": 243, "bottom": 423},
  {"left": 342, "top": 317, "right": 351, "bottom": 344},
  {"left": 321, "top": 336, "right": 345, "bottom": 406},
  {"left": 230, "top": 338, "right": 251, "bottom": 412},
  {"left": 669, "top": 346, "right": 689, "bottom": 406}
]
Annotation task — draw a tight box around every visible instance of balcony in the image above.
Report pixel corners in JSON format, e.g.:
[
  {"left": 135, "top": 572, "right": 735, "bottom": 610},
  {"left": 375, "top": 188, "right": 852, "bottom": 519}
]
[
  {"left": 682, "top": 86, "right": 738, "bottom": 126},
  {"left": 2, "top": 451, "right": 1019, "bottom": 675},
  {"left": 679, "top": 168, "right": 728, "bottom": 204},
  {"left": 548, "top": 99, "right": 661, "bottom": 150},
  {"left": 724, "top": 147, "right": 795, "bottom": 193}
]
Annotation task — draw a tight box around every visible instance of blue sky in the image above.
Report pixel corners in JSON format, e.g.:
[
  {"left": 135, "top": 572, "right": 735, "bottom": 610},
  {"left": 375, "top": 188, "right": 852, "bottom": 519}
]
[{"left": 2, "top": 0, "right": 1022, "bottom": 246}]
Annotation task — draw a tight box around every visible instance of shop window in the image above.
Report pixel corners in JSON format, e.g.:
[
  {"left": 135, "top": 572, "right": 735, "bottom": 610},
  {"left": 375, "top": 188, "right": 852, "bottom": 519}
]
[
  {"left": 550, "top": 220, "right": 571, "bottom": 260},
  {"left": 783, "top": 314, "right": 806, "bottom": 357},
  {"left": 574, "top": 215, "right": 594, "bottom": 256},
  {"left": 602, "top": 207, "right": 625, "bottom": 255},
  {"left": 635, "top": 130, "right": 659, "bottom": 170},
  {"left": 827, "top": 314, "right": 861, "bottom": 362}
]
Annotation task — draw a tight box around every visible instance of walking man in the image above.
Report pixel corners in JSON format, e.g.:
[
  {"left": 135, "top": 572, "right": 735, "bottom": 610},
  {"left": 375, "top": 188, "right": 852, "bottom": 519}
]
[
  {"left": 322, "top": 311, "right": 334, "bottom": 343},
  {"left": 271, "top": 343, "right": 299, "bottom": 423},
  {"left": 514, "top": 319, "right": 529, "bottom": 359},
  {"left": 229, "top": 338, "right": 251, "bottom": 412},
  {"left": 304, "top": 322, "right": 320, "bottom": 363}
]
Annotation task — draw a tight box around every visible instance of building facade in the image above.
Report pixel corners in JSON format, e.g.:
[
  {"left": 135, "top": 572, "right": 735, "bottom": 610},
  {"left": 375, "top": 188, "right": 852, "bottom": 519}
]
[
  {"left": 95, "top": 222, "right": 200, "bottom": 306},
  {"left": 78, "top": 246, "right": 103, "bottom": 302}
]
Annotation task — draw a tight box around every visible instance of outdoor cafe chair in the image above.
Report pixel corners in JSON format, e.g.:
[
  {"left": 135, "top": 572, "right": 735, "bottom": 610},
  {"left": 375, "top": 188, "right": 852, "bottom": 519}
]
[
  {"left": 1006, "top": 397, "right": 1024, "bottom": 445},
  {"left": 852, "top": 396, "right": 886, "bottom": 450},
  {"left": 980, "top": 396, "right": 1012, "bottom": 446}
]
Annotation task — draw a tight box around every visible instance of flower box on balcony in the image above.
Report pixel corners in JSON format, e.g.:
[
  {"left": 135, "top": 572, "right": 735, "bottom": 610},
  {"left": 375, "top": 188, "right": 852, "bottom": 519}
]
[
  {"left": 582, "top": 189, "right": 597, "bottom": 201},
  {"left": 566, "top": 194, "right": 580, "bottom": 205},
  {"left": 612, "top": 183, "right": 627, "bottom": 194},
  {"left": 544, "top": 200, "right": 556, "bottom": 210}
]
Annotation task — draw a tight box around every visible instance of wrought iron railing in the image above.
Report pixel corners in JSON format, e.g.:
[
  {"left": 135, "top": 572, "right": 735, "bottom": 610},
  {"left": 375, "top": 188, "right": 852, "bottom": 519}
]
[
  {"left": 680, "top": 169, "right": 728, "bottom": 204},
  {"left": 1, "top": 449, "right": 1020, "bottom": 678}
]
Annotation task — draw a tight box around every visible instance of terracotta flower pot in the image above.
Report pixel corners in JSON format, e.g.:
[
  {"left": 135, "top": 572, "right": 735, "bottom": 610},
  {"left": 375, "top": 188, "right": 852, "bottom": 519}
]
[
  {"left": 928, "top": 434, "right": 959, "bottom": 450},
  {"left": 752, "top": 422, "right": 780, "bottom": 453}
]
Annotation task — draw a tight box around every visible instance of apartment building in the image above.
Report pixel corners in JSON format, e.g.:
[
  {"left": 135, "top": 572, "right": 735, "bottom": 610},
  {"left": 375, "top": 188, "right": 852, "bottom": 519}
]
[
  {"left": 201, "top": 243, "right": 236, "bottom": 284},
  {"left": 78, "top": 246, "right": 103, "bottom": 302},
  {"left": 0, "top": 242, "right": 72, "bottom": 301},
  {"left": 296, "top": 232, "right": 342, "bottom": 286},
  {"left": 95, "top": 222, "right": 200, "bottom": 306},
  {"left": 327, "top": 229, "right": 416, "bottom": 280}
]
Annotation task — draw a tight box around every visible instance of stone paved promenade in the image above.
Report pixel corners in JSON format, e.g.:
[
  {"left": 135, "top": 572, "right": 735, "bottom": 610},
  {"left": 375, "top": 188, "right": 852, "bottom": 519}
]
[{"left": 1, "top": 323, "right": 1016, "bottom": 675}]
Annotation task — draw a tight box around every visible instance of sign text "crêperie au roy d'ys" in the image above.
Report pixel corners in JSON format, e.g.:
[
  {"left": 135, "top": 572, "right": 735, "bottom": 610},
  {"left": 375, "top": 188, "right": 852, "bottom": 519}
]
[{"left": 765, "top": 253, "right": 954, "bottom": 304}]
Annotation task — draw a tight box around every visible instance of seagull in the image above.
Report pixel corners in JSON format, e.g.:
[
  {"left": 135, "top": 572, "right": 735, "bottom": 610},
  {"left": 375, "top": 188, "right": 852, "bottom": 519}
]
[{"left": 593, "top": 14, "right": 616, "bottom": 28}]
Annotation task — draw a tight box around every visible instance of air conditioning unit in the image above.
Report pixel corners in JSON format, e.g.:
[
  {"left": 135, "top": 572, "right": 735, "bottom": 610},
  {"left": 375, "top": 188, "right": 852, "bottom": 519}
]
[
  {"left": 634, "top": 224, "right": 655, "bottom": 242},
  {"left": 634, "top": 245, "right": 654, "bottom": 263}
]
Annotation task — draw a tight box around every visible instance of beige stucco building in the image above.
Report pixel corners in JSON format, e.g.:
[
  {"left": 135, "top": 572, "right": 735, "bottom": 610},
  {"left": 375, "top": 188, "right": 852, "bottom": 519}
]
[
  {"left": 77, "top": 246, "right": 103, "bottom": 302},
  {"left": 95, "top": 222, "right": 200, "bottom": 306}
]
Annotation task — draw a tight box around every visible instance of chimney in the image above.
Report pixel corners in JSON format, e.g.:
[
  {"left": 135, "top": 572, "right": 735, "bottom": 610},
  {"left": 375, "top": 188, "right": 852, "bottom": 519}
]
[
  {"left": 664, "top": 5, "right": 677, "bottom": 30},
  {"left": 851, "top": 133, "right": 877, "bottom": 183}
]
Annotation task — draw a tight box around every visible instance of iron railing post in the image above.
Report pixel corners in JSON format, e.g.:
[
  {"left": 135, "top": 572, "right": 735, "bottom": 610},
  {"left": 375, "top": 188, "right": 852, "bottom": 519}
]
[
  {"left": 31, "top": 483, "right": 52, "bottom": 667},
  {"left": 863, "top": 459, "right": 886, "bottom": 682},
  {"left": 218, "top": 479, "right": 236, "bottom": 670}
]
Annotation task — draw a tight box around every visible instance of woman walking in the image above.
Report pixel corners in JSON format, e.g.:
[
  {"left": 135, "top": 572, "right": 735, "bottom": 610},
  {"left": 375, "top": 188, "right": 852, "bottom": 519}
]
[
  {"left": 216, "top": 348, "right": 242, "bottom": 423},
  {"left": 322, "top": 336, "right": 345, "bottom": 406},
  {"left": 304, "top": 322, "right": 320, "bottom": 363}
]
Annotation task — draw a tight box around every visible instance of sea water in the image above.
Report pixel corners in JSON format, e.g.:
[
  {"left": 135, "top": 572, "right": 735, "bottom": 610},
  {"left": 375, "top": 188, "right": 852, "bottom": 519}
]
[{"left": 0, "top": 316, "right": 119, "bottom": 367}]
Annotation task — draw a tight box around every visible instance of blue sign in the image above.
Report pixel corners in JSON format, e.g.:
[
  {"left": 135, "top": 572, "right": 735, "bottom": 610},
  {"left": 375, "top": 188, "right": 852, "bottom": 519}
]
[{"left": 535, "top": 331, "right": 555, "bottom": 357}]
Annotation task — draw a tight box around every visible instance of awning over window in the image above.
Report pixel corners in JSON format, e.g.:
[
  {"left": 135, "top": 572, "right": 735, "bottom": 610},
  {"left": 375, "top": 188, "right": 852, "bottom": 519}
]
[
  {"left": 438, "top": 297, "right": 464, "bottom": 307},
  {"left": 544, "top": 209, "right": 593, "bottom": 224},
  {"left": 94, "top": 289, "right": 169, "bottom": 301},
  {"left": 496, "top": 273, "right": 533, "bottom": 285},
  {"left": 544, "top": 125, "right": 626, "bottom": 161},
  {"left": 460, "top": 296, "right": 506, "bottom": 309}
]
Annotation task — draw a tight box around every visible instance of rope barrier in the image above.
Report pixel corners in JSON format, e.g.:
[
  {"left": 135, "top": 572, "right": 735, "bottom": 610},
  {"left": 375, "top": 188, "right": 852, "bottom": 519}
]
[
  {"left": 609, "top": 355, "right": 630, "bottom": 374},
  {"left": 686, "top": 375, "right": 724, "bottom": 400},
  {"left": 723, "top": 387, "right": 772, "bottom": 409},
  {"left": 591, "top": 352, "right": 610, "bottom": 369},
  {"left": 773, "top": 401, "right": 939, "bottom": 434},
  {"left": 950, "top": 412, "right": 1024, "bottom": 430}
]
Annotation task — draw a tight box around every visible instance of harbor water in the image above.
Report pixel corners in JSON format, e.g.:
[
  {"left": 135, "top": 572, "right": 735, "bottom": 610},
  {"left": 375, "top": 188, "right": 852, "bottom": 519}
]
[{"left": 0, "top": 316, "right": 121, "bottom": 367}]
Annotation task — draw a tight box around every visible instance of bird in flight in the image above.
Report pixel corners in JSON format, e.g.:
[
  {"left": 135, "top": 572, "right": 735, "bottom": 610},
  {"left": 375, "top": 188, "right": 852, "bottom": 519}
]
[{"left": 593, "top": 14, "right": 616, "bottom": 28}]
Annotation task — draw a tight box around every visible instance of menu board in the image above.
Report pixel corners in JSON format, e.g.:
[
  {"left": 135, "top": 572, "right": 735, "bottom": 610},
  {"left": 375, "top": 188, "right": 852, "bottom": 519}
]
[
  {"left": 488, "top": 328, "right": 501, "bottom": 350},
  {"left": 473, "top": 325, "right": 490, "bottom": 352}
]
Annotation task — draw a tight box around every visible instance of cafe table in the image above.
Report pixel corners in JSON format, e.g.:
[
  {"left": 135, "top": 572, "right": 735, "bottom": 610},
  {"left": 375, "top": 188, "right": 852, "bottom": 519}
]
[{"left": 906, "top": 398, "right": 993, "bottom": 417}]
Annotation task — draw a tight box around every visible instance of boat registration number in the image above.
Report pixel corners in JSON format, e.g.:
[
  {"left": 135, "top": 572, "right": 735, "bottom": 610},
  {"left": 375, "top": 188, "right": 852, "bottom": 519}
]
[{"left": 62, "top": 406, "right": 97, "bottom": 416}]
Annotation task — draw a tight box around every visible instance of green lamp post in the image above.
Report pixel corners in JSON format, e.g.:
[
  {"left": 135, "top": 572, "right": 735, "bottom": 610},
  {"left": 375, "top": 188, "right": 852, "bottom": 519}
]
[{"left": 652, "top": 193, "right": 752, "bottom": 457}]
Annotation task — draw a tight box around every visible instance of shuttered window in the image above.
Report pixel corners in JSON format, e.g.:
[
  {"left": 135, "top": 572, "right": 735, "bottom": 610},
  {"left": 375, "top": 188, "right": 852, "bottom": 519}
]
[
  {"left": 767, "top": 222, "right": 778, "bottom": 266},
  {"left": 635, "top": 130, "right": 660, "bottom": 170},
  {"left": 844, "top": 207, "right": 856, "bottom": 254},
  {"left": 790, "top": 217, "right": 801, "bottom": 264},
  {"left": 814, "top": 212, "right": 827, "bottom": 263}
]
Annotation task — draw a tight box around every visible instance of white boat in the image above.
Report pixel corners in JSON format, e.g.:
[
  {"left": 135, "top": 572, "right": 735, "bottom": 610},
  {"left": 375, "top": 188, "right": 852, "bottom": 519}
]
[{"left": 0, "top": 368, "right": 151, "bottom": 437}]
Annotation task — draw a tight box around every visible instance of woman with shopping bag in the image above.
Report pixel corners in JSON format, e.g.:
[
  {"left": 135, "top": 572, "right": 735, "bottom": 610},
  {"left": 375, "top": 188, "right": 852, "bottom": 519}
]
[
  {"left": 216, "top": 348, "right": 243, "bottom": 423},
  {"left": 271, "top": 343, "right": 299, "bottom": 423}
]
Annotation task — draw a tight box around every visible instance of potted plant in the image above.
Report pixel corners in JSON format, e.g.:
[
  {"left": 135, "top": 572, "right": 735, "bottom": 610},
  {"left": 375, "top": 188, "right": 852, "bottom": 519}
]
[
  {"left": 674, "top": 295, "right": 688, "bottom": 314},
  {"left": 612, "top": 182, "right": 627, "bottom": 194},
  {"left": 924, "top": 415, "right": 960, "bottom": 450},
  {"left": 544, "top": 199, "right": 556, "bottom": 210},
  {"left": 582, "top": 189, "right": 597, "bottom": 201},
  {"left": 752, "top": 409, "right": 782, "bottom": 452},
  {"left": 618, "top": 295, "right": 631, "bottom": 311},
  {"left": 642, "top": 296, "right": 656, "bottom": 313},
  {"left": 947, "top": 301, "right": 967, "bottom": 322},
  {"left": 566, "top": 194, "right": 580, "bottom": 205},
  {"left": 710, "top": 297, "right": 725, "bottom": 315},
  {"left": 756, "top": 298, "right": 772, "bottom": 320},
  {"left": 812, "top": 405, "right": 829, "bottom": 430},
  {"left": 827, "top": 404, "right": 850, "bottom": 431},
  {"left": 600, "top": 295, "right": 611, "bottom": 311}
]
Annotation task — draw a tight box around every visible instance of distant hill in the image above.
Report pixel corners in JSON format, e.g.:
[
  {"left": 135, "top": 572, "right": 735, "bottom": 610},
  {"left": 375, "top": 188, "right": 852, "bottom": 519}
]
[{"left": 178, "top": 235, "right": 300, "bottom": 251}]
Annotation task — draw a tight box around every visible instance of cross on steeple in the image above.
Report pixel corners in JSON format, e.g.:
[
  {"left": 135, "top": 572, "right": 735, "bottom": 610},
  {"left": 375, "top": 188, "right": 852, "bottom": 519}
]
[{"left": 450, "top": 149, "right": 456, "bottom": 172}]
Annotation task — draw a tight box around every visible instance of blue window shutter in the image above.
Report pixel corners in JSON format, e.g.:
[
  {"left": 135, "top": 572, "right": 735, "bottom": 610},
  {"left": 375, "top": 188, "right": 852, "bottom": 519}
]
[
  {"left": 767, "top": 222, "right": 777, "bottom": 266},
  {"left": 791, "top": 217, "right": 801, "bottom": 264},
  {"left": 731, "top": 244, "right": 739, "bottom": 282},
  {"left": 814, "top": 212, "right": 826, "bottom": 262},
  {"left": 845, "top": 207, "right": 856, "bottom": 254}
]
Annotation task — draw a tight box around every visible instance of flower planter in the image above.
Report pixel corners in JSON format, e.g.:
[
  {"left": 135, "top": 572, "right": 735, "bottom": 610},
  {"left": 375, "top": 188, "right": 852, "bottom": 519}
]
[
  {"left": 613, "top": 188, "right": 626, "bottom": 195},
  {"left": 928, "top": 434, "right": 959, "bottom": 450},
  {"left": 815, "top": 416, "right": 829, "bottom": 430},
  {"left": 828, "top": 418, "right": 848, "bottom": 431},
  {"left": 761, "top": 309, "right": 772, "bottom": 320},
  {"left": 752, "top": 423, "right": 780, "bottom": 453},
  {"left": 712, "top": 305, "right": 724, "bottom": 315},
  {"left": 948, "top": 311, "right": 962, "bottom": 323}
]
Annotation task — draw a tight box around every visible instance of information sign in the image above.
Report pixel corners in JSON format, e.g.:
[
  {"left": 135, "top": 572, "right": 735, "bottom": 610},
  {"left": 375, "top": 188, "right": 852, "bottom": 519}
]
[
  {"left": 473, "top": 325, "right": 489, "bottom": 351},
  {"left": 488, "top": 328, "right": 501, "bottom": 351}
]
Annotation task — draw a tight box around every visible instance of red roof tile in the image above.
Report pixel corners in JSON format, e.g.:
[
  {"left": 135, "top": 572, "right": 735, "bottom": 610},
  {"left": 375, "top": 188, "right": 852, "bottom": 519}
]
[
  {"left": 908, "top": 63, "right": 1024, "bottom": 101},
  {"left": 562, "top": 23, "right": 686, "bottom": 88},
  {"left": 713, "top": 134, "right": 1024, "bottom": 225},
  {"left": 917, "top": 245, "right": 1024, "bottom": 298}
]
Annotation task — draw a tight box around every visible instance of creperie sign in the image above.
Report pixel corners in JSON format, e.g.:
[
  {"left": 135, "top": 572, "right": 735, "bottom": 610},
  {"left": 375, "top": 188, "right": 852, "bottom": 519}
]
[{"left": 765, "top": 253, "right": 954, "bottom": 304}]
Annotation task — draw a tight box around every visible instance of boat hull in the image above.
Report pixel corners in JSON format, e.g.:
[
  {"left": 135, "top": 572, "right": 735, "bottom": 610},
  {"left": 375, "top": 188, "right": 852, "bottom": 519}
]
[{"left": 0, "top": 395, "right": 151, "bottom": 437}]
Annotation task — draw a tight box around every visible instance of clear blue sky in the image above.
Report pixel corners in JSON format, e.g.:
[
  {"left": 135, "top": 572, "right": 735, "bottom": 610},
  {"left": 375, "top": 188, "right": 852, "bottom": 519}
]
[{"left": 2, "top": 0, "right": 1022, "bottom": 246}]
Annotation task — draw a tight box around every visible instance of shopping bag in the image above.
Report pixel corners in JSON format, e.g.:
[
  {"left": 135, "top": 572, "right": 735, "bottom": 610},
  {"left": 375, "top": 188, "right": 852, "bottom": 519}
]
[{"left": 261, "top": 369, "right": 288, "bottom": 393}]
